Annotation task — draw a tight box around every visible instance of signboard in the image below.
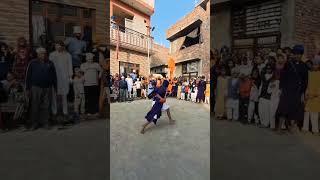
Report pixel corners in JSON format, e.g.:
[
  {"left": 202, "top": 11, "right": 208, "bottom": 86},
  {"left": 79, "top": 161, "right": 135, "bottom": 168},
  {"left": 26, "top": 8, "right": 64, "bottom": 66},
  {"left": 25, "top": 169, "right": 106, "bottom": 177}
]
[{"left": 232, "top": 0, "right": 282, "bottom": 37}]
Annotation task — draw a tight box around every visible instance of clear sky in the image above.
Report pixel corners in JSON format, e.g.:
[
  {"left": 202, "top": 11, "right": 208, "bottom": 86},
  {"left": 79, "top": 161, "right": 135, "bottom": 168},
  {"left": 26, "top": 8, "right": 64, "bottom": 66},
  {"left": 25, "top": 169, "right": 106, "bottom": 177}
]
[{"left": 151, "top": 0, "right": 196, "bottom": 48}]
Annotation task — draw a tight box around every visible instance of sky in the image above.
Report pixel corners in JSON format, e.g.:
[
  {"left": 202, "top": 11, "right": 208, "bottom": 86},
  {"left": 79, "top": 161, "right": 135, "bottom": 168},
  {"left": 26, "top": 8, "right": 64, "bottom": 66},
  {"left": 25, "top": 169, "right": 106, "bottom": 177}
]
[{"left": 151, "top": 0, "right": 197, "bottom": 48}]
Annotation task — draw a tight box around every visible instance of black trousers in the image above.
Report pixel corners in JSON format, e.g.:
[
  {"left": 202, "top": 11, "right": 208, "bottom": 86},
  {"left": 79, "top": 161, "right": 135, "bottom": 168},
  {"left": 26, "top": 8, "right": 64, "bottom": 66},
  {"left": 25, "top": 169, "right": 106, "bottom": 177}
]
[
  {"left": 137, "top": 89, "right": 141, "bottom": 98},
  {"left": 239, "top": 97, "right": 249, "bottom": 123},
  {"left": 84, "top": 85, "right": 100, "bottom": 114}
]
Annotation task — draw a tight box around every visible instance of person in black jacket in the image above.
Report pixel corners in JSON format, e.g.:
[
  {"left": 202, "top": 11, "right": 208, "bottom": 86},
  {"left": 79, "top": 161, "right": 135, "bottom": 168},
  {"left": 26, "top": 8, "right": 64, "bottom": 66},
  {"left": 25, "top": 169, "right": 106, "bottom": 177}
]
[
  {"left": 25, "top": 47, "right": 57, "bottom": 130},
  {"left": 119, "top": 76, "right": 128, "bottom": 102}
]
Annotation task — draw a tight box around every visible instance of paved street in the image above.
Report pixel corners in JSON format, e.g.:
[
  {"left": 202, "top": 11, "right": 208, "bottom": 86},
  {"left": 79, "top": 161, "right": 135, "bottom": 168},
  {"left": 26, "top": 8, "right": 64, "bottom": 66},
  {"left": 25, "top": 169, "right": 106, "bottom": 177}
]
[
  {"left": 110, "top": 98, "right": 210, "bottom": 180},
  {"left": 214, "top": 120, "right": 320, "bottom": 180},
  {"left": 0, "top": 120, "right": 108, "bottom": 180}
]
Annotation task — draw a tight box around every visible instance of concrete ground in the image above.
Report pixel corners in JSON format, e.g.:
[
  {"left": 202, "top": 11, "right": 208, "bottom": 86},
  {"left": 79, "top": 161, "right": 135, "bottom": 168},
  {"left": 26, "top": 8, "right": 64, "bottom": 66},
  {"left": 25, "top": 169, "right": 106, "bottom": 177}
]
[
  {"left": 214, "top": 120, "right": 320, "bottom": 180},
  {"left": 110, "top": 98, "right": 210, "bottom": 180},
  {"left": 0, "top": 119, "right": 108, "bottom": 180}
]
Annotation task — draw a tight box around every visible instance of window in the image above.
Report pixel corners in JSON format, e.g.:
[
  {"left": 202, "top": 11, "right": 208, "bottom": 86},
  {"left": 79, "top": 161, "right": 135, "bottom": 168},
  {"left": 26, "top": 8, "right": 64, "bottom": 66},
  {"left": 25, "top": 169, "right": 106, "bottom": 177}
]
[
  {"left": 31, "top": 1, "right": 94, "bottom": 49},
  {"left": 32, "top": 1, "right": 44, "bottom": 14},
  {"left": 48, "top": 4, "right": 59, "bottom": 15},
  {"left": 83, "top": 9, "right": 92, "bottom": 18},
  {"left": 63, "top": 5, "right": 78, "bottom": 16},
  {"left": 119, "top": 62, "right": 140, "bottom": 76},
  {"left": 48, "top": 21, "right": 65, "bottom": 41},
  {"left": 182, "top": 63, "right": 187, "bottom": 74},
  {"left": 180, "top": 27, "right": 201, "bottom": 49},
  {"left": 65, "top": 22, "right": 77, "bottom": 37}
]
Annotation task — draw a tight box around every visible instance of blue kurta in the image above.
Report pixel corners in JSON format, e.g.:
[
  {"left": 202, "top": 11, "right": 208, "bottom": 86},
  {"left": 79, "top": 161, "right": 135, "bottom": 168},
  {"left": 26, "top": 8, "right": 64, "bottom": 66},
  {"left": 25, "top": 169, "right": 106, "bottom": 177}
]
[{"left": 145, "top": 81, "right": 168, "bottom": 124}]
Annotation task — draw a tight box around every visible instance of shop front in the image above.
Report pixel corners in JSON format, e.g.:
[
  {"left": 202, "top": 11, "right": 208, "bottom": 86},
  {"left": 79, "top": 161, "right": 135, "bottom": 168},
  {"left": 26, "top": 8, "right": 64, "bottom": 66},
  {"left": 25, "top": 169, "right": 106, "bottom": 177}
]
[
  {"left": 178, "top": 59, "right": 200, "bottom": 80},
  {"left": 231, "top": 0, "right": 282, "bottom": 55}
]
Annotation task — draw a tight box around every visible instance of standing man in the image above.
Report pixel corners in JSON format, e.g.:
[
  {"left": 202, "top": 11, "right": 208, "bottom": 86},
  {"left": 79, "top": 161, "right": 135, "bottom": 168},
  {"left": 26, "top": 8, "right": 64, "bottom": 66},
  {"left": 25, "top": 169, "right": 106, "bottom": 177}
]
[
  {"left": 196, "top": 76, "right": 206, "bottom": 103},
  {"left": 65, "top": 26, "right": 87, "bottom": 69},
  {"left": 119, "top": 76, "right": 128, "bottom": 102},
  {"left": 26, "top": 48, "right": 57, "bottom": 130},
  {"left": 277, "top": 45, "right": 309, "bottom": 133},
  {"left": 126, "top": 75, "right": 133, "bottom": 100},
  {"left": 49, "top": 41, "right": 73, "bottom": 123},
  {"left": 130, "top": 70, "right": 137, "bottom": 81}
]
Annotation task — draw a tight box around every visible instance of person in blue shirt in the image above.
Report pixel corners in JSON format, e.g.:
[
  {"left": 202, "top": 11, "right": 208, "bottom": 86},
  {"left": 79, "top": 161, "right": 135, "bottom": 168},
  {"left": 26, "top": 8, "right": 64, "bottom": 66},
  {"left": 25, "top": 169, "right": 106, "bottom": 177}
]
[{"left": 25, "top": 47, "right": 57, "bottom": 130}]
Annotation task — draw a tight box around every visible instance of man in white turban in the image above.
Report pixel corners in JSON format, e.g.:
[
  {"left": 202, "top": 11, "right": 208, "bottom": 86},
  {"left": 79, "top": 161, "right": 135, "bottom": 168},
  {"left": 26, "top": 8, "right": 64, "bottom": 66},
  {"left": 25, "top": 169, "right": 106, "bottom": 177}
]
[{"left": 65, "top": 26, "right": 87, "bottom": 68}]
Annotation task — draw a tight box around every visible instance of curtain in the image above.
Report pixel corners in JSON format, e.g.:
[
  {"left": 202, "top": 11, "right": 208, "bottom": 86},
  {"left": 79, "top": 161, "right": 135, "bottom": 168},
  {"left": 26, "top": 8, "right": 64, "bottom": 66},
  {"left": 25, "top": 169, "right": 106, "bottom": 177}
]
[{"left": 32, "top": 15, "right": 46, "bottom": 46}]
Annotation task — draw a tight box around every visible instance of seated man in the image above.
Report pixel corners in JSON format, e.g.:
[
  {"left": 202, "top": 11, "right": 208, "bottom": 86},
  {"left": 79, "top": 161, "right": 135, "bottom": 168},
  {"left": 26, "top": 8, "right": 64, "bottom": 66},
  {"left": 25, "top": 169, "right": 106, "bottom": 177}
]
[{"left": 0, "top": 72, "right": 24, "bottom": 131}]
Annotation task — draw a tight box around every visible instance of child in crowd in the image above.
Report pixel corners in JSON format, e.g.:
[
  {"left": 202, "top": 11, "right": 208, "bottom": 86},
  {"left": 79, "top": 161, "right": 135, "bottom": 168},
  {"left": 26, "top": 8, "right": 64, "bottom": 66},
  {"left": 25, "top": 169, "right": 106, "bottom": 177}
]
[
  {"left": 191, "top": 86, "right": 197, "bottom": 103},
  {"left": 258, "top": 64, "right": 273, "bottom": 128},
  {"left": 303, "top": 57, "right": 320, "bottom": 134},
  {"left": 226, "top": 68, "right": 239, "bottom": 121},
  {"left": 80, "top": 53, "right": 102, "bottom": 116},
  {"left": 268, "top": 70, "right": 281, "bottom": 130},
  {"left": 180, "top": 83, "right": 185, "bottom": 100},
  {"left": 185, "top": 84, "right": 190, "bottom": 101},
  {"left": 177, "top": 83, "right": 181, "bottom": 99},
  {"left": 248, "top": 68, "right": 261, "bottom": 125},
  {"left": 239, "top": 70, "right": 252, "bottom": 124},
  {"left": 132, "top": 82, "right": 137, "bottom": 99},
  {"left": 73, "top": 68, "right": 85, "bottom": 121},
  {"left": 215, "top": 67, "right": 228, "bottom": 119}
]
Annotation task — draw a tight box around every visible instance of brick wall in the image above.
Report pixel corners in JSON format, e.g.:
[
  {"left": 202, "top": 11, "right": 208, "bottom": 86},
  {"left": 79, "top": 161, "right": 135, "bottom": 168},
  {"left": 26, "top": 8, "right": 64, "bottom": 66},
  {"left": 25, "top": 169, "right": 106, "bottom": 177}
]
[
  {"left": 294, "top": 0, "right": 320, "bottom": 58},
  {"left": 150, "top": 43, "right": 169, "bottom": 68},
  {"left": 167, "top": 1, "right": 210, "bottom": 79},
  {"left": 0, "top": 0, "right": 108, "bottom": 47},
  {"left": 0, "top": 0, "right": 29, "bottom": 47},
  {"left": 110, "top": 47, "right": 149, "bottom": 77}
]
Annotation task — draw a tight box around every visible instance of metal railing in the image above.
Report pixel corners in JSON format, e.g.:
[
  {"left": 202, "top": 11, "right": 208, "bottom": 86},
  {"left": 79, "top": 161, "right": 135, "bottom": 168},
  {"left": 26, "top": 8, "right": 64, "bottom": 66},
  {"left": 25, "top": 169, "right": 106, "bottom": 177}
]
[{"left": 110, "top": 22, "right": 153, "bottom": 52}]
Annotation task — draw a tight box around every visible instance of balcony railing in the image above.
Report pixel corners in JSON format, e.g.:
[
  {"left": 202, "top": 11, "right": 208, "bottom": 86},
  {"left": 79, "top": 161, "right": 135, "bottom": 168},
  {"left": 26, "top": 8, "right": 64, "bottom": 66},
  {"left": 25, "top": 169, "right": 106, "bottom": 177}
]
[{"left": 110, "top": 22, "right": 153, "bottom": 53}]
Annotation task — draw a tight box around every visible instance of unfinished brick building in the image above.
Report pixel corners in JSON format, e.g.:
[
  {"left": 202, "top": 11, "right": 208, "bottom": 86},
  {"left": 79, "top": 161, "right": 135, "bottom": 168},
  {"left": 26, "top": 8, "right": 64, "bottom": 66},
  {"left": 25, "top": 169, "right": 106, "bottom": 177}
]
[
  {"left": 211, "top": 0, "right": 320, "bottom": 59},
  {"left": 109, "top": 0, "right": 155, "bottom": 77},
  {"left": 166, "top": 0, "right": 211, "bottom": 80},
  {"left": 150, "top": 43, "right": 169, "bottom": 77}
]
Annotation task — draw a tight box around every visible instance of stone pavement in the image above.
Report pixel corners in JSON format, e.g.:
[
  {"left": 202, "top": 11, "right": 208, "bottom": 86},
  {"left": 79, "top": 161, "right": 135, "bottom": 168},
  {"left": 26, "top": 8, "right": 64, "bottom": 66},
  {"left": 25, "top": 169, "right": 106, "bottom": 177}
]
[
  {"left": 110, "top": 98, "right": 210, "bottom": 180},
  {"left": 213, "top": 120, "right": 320, "bottom": 180},
  {"left": 0, "top": 120, "right": 108, "bottom": 180}
]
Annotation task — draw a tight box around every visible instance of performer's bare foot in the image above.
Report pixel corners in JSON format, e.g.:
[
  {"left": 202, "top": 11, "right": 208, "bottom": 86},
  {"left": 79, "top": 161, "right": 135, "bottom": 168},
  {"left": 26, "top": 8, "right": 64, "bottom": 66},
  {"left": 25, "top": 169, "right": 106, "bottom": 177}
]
[
  {"left": 141, "top": 121, "right": 151, "bottom": 134},
  {"left": 140, "top": 128, "right": 145, "bottom": 134}
]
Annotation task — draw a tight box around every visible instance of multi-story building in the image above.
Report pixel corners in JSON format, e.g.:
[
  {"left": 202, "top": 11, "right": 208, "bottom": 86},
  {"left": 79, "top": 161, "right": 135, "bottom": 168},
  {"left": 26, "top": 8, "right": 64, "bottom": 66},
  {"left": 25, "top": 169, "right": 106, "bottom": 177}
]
[
  {"left": 166, "top": 0, "right": 210, "bottom": 80},
  {"left": 211, "top": 0, "right": 320, "bottom": 59},
  {"left": 150, "top": 43, "right": 169, "bottom": 77},
  {"left": 109, "top": 0, "right": 155, "bottom": 77},
  {"left": 0, "top": 0, "right": 107, "bottom": 49}
]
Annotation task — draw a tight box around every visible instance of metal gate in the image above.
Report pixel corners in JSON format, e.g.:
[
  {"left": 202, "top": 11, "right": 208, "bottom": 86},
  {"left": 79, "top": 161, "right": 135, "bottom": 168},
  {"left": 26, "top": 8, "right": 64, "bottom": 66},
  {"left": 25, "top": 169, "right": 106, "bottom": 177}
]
[{"left": 231, "top": 0, "right": 282, "bottom": 54}]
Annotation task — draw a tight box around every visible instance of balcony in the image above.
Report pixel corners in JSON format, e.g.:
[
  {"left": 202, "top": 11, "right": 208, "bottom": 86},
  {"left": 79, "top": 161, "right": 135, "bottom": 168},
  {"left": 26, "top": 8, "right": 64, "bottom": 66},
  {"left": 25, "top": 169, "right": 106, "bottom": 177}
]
[
  {"left": 110, "top": 22, "right": 153, "bottom": 54},
  {"left": 119, "top": 0, "right": 154, "bottom": 16}
]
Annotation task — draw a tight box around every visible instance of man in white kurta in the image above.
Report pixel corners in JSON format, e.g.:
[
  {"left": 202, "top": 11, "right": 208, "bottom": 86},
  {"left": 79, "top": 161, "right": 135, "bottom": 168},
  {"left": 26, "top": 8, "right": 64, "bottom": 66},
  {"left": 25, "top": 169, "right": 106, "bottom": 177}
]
[
  {"left": 125, "top": 75, "right": 133, "bottom": 99},
  {"left": 49, "top": 41, "right": 73, "bottom": 117}
]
